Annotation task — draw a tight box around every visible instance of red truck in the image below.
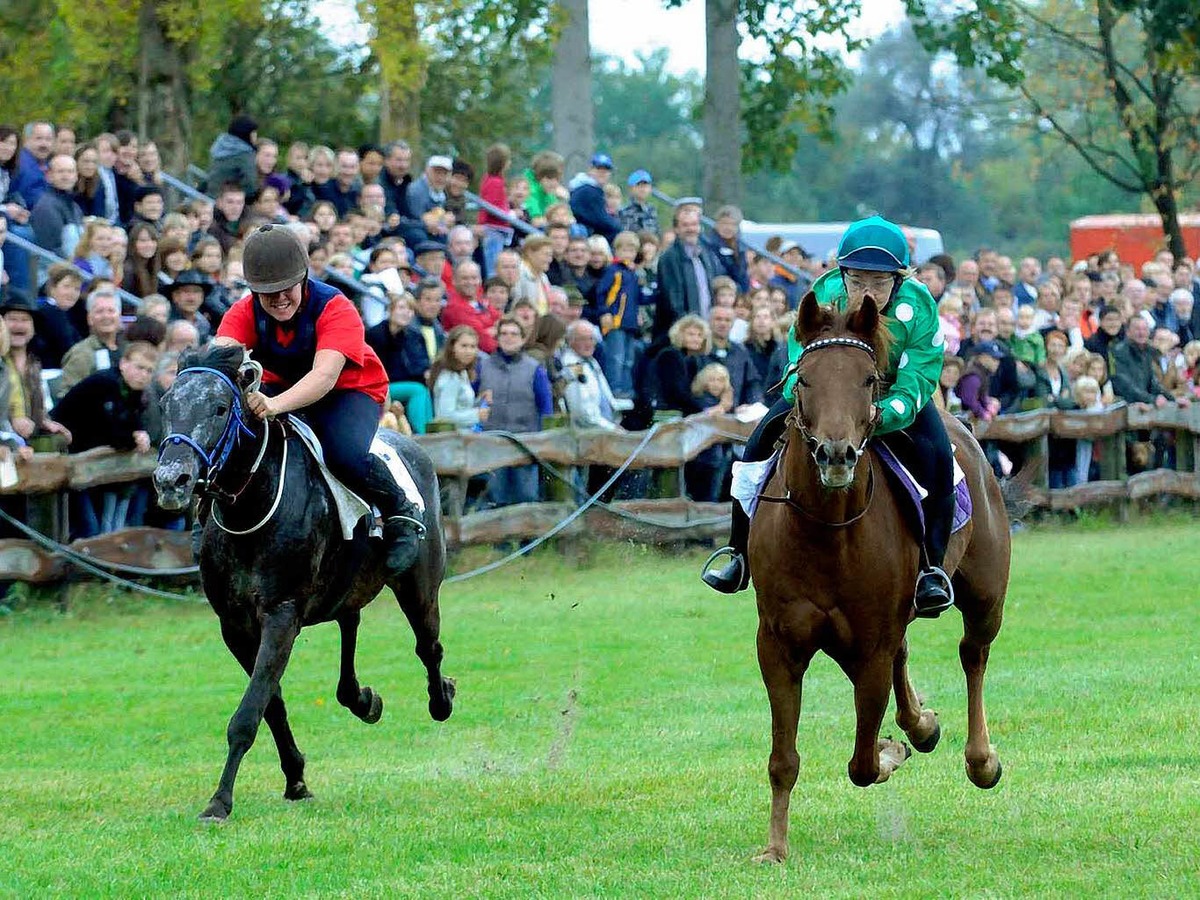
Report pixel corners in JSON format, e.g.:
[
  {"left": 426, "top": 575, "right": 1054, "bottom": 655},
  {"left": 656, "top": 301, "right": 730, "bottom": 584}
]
[{"left": 1069, "top": 213, "right": 1200, "bottom": 267}]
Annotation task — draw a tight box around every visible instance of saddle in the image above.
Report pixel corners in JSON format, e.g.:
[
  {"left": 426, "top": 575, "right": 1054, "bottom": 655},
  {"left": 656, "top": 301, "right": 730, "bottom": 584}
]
[
  {"left": 286, "top": 415, "right": 426, "bottom": 540},
  {"left": 731, "top": 441, "right": 972, "bottom": 538}
]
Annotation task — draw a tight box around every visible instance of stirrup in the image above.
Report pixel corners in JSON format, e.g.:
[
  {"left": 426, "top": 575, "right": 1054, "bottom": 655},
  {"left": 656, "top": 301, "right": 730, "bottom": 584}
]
[
  {"left": 913, "top": 566, "right": 954, "bottom": 618},
  {"left": 701, "top": 546, "right": 749, "bottom": 594}
]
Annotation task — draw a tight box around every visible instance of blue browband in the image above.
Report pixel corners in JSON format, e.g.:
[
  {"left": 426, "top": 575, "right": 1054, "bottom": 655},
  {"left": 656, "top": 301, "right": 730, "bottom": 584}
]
[{"left": 158, "top": 366, "right": 256, "bottom": 481}]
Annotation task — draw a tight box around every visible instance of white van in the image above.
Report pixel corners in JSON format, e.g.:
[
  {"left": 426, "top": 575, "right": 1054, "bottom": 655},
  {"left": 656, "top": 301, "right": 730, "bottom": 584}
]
[{"left": 739, "top": 221, "right": 945, "bottom": 266}]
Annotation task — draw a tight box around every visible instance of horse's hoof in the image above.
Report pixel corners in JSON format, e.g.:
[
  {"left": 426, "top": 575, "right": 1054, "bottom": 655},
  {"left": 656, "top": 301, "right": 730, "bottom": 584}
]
[
  {"left": 911, "top": 719, "right": 941, "bottom": 754},
  {"left": 361, "top": 689, "right": 383, "bottom": 725},
  {"left": 752, "top": 847, "right": 786, "bottom": 864},
  {"left": 974, "top": 759, "right": 1003, "bottom": 790},
  {"left": 967, "top": 752, "right": 1003, "bottom": 789},
  {"left": 284, "top": 781, "right": 314, "bottom": 802},
  {"left": 198, "top": 799, "right": 229, "bottom": 822},
  {"left": 429, "top": 676, "right": 455, "bottom": 722}
]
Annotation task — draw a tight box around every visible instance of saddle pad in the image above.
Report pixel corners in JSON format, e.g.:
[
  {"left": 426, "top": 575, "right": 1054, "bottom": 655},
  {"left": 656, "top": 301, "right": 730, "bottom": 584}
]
[
  {"left": 286, "top": 416, "right": 424, "bottom": 541},
  {"left": 733, "top": 444, "right": 971, "bottom": 535}
]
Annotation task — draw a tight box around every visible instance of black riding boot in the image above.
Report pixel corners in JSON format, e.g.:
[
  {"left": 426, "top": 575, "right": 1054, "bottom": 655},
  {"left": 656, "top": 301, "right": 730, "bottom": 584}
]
[
  {"left": 700, "top": 396, "right": 791, "bottom": 595},
  {"left": 914, "top": 488, "right": 955, "bottom": 618},
  {"left": 363, "top": 456, "right": 426, "bottom": 575}
]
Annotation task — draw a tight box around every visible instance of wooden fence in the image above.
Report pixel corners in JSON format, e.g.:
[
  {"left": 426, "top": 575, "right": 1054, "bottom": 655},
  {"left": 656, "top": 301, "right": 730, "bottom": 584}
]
[{"left": 0, "top": 404, "right": 1196, "bottom": 585}]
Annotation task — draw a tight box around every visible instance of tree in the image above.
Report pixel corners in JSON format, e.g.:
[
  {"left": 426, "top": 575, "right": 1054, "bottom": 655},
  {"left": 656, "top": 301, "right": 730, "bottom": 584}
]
[
  {"left": 905, "top": 0, "right": 1200, "bottom": 259},
  {"left": 551, "top": 0, "right": 594, "bottom": 176}
]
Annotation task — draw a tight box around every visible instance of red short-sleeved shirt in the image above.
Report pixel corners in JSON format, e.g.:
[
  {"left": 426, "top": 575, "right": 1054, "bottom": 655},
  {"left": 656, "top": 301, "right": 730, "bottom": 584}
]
[{"left": 217, "top": 293, "right": 390, "bottom": 403}]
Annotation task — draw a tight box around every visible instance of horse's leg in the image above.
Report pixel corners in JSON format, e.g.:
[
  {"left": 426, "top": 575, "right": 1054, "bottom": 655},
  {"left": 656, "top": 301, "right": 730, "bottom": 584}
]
[
  {"left": 201, "top": 602, "right": 301, "bottom": 822},
  {"left": 848, "top": 651, "right": 911, "bottom": 787},
  {"left": 892, "top": 636, "right": 940, "bottom": 753},
  {"left": 220, "top": 620, "right": 312, "bottom": 802},
  {"left": 960, "top": 610, "right": 1003, "bottom": 788},
  {"left": 752, "top": 623, "right": 813, "bottom": 865},
  {"left": 391, "top": 570, "right": 455, "bottom": 722},
  {"left": 336, "top": 609, "right": 384, "bottom": 724}
]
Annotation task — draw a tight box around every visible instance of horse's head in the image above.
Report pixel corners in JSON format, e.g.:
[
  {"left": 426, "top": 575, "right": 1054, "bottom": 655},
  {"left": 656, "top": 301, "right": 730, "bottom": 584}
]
[
  {"left": 153, "top": 344, "right": 261, "bottom": 510},
  {"left": 792, "top": 291, "right": 888, "bottom": 490}
]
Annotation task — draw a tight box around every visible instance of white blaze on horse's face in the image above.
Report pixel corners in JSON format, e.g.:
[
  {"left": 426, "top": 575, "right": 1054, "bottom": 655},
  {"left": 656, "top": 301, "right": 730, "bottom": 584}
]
[
  {"left": 152, "top": 375, "right": 237, "bottom": 510},
  {"left": 795, "top": 347, "right": 879, "bottom": 491}
]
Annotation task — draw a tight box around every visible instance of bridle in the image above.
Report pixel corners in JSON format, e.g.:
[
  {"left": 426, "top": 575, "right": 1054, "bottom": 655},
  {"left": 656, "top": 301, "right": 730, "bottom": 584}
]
[
  {"left": 759, "top": 335, "right": 881, "bottom": 528},
  {"left": 158, "top": 362, "right": 284, "bottom": 533}
]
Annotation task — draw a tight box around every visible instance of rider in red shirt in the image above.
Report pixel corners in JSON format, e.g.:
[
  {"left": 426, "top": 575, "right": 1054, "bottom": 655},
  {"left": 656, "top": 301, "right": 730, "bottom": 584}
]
[{"left": 214, "top": 224, "right": 423, "bottom": 573}]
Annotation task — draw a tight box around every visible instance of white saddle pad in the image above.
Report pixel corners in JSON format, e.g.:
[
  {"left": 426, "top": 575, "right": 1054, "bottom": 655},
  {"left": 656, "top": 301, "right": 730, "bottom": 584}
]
[{"left": 286, "top": 416, "right": 425, "bottom": 540}]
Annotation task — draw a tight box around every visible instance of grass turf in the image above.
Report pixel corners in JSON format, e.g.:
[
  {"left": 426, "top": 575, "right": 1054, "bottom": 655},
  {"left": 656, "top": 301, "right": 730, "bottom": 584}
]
[{"left": 0, "top": 522, "right": 1198, "bottom": 898}]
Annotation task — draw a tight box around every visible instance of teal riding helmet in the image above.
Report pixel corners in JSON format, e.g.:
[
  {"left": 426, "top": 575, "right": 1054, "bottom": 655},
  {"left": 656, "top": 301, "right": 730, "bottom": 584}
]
[{"left": 836, "top": 216, "right": 910, "bottom": 273}]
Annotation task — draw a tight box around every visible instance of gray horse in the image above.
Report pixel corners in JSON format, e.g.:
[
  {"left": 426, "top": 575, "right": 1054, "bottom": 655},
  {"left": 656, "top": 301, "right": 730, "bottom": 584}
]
[{"left": 153, "top": 344, "right": 454, "bottom": 821}]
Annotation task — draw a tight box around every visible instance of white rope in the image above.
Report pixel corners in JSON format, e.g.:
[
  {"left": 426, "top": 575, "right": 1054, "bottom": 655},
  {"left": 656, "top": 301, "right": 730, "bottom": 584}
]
[{"left": 212, "top": 431, "right": 288, "bottom": 536}]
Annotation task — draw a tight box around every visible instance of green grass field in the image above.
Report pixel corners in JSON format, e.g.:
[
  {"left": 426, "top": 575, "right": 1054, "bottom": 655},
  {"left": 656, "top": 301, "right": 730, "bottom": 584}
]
[{"left": 1, "top": 522, "right": 1198, "bottom": 898}]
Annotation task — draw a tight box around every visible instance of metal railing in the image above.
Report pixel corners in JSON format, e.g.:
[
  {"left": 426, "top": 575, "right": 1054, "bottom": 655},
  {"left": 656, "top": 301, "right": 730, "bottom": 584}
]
[
  {"left": 160, "top": 171, "right": 215, "bottom": 205},
  {"left": 5, "top": 232, "right": 144, "bottom": 310}
]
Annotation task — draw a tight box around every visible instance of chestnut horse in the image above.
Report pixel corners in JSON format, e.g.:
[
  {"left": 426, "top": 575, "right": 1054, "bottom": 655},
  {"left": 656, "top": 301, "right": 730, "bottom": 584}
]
[{"left": 748, "top": 292, "right": 1009, "bottom": 863}]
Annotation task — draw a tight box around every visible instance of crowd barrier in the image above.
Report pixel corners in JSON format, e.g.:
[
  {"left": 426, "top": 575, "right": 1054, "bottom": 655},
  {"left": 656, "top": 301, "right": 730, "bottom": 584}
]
[{"left": 0, "top": 404, "right": 1196, "bottom": 586}]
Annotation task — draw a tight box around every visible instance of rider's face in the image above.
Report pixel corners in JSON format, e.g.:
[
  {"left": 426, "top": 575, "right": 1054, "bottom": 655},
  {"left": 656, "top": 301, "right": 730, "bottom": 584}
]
[
  {"left": 842, "top": 269, "right": 896, "bottom": 307},
  {"left": 257, "top": 282, "right": 304, "bottom": 322}
]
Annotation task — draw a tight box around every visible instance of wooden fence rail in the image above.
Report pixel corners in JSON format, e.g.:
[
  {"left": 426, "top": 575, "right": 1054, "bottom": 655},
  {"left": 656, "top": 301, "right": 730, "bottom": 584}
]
[{"left": 0, "top": 404, "right": 1196, "bottom": 585}]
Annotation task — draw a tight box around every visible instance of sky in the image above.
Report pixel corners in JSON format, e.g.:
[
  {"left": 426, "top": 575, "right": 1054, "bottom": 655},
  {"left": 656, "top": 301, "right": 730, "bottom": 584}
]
[{"left": 312, "top": 0, "right": 908, "bottom": 74}]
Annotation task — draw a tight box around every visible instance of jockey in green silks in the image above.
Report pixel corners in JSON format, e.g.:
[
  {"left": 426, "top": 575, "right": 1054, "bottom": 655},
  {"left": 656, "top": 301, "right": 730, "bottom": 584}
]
[{"left": 701, "top": 215, "right": 955, "bottom": 618}]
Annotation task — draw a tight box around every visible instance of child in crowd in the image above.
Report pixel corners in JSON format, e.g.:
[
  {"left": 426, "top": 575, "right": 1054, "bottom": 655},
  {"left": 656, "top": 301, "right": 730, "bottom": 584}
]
[
  {"left": 603, "top": 183, "right": 623, "bottom": 218},
  {"left": 1084, "top": 353, "right": 1117, "bottom": 404},
  {"left": 430, "top": 325, "right": 489, "bottom": 431},
  {"left": 1071, "top": 375, "right": 1105, "bottom": 484},
  {"left": 937, "top": 293, "right": 963, "bottom": 355},
  {"left": 939, "top": 353, "right": 965, "bottom": 415},
  {"left": 595, "top": 230, "right": 643, "bottom": 399},
  {"left": 687, "top": 362, "right": 734, "bottom": 502},
  {"left": 1182, "top": 340, "right": 1200, "bottom": 397},
  {"left": 1009, "top": 304, "right": 1046, "bottom": 367}
]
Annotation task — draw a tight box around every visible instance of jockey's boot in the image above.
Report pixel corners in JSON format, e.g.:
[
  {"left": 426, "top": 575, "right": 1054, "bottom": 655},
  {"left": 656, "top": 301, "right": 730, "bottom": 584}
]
[
  {"left": 914, "top": 487, "right": 956, "bottom": 618},
  {"left": 365, "top": 456, "right": 426, "bottom": 575},
  {"left": 702, "top": 502, "right": 751, "bottom": 594}
]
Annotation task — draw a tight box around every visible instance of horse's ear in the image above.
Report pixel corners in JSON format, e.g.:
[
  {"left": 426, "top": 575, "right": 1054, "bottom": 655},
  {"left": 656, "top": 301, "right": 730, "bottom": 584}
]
[
  {"left": 797, "top": 291, "right": 833, "bottom": 344},
  {"left": 848, "top": 292, "right": 880, "bottom": 340}
]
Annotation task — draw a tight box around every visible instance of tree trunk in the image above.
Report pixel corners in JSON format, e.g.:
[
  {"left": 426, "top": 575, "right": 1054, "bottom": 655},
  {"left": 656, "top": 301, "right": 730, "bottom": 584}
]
[
  {"left": 1152, "top": 177, "right": 1185, "bottom": 261},
  {"left": 367, "top": 0, "right": 424, "bottom": 150},
  {"left": 551, "top": 0, "right": 593, "bottom": 177},
  {"left": 137, "top": 0, "right": 190, "bottom": 170},
  {"left": 703, "top": 0, "right": 742, "bottom": 209}
]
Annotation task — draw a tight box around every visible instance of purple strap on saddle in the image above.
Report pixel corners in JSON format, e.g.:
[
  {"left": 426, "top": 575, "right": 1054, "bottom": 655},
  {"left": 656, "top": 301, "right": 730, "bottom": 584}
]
[{"left": 873, "top": 442, "right": 972, "bottom": 536}]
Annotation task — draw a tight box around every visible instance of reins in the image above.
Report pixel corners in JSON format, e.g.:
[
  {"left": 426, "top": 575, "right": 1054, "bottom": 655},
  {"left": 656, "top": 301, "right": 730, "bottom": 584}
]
[{"left": 759, "top": 334, "right": 881, "bottom": 528}]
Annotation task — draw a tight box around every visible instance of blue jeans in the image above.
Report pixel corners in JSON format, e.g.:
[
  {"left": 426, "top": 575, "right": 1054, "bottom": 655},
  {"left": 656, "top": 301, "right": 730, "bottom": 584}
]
[
  {"left": 2, "top": 223, "right": 35, "bottom": 293},
  {"left": 480, "top": 226, "right": 510, "bottom": 279},
  {"left": 602, "top": 329, "right": 639, "bottom": 398},
  {"left": 485, "top": 464, "right": 539, "bottom": 507}
]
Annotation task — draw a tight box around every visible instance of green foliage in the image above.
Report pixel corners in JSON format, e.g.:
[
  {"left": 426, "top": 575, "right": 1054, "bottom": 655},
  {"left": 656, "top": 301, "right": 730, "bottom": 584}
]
[{"left": 1, "top": 528, "right": 1198, "bottom": 895}]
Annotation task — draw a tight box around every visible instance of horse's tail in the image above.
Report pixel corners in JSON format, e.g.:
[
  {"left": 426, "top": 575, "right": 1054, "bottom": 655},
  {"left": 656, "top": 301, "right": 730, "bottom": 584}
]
[{"left": 998, "top": 461, "right": 1039, "bottom": 525}]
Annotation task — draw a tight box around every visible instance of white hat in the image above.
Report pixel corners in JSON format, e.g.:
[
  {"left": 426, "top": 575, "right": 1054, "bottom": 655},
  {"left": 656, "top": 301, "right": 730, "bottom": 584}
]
[{"left": 427, "top": 155, "right": 452, "bottom": 170}]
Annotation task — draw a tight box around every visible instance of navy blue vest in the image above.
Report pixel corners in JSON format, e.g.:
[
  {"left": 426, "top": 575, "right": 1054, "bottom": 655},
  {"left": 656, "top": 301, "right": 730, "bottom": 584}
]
[{"left": 252, "top": 278, "right": 340, "bottom": 385}]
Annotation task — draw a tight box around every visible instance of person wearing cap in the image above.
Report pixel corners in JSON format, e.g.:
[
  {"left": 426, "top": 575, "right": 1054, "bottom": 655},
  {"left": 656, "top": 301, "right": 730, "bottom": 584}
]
[
  {"left": 212, "top": 224, "right": 425, "bottom": 574},
  {"left": 1, "top": 290, "right": 71, "bottom": 448},
  {"left": 958, "top": 341, "right": 1006, "bottom": 421},
  {"left": 568, "top": 153, "right": 621, "bottom": 242},
  {"left": 412, "top": 240, "right": 447, "bottom": 281},
  {"left": 165, "top": 269, "right": 214, "bottom": 344},
  {"left": 617, "top": 170, "right": 660, "bottom": 236},
  {"left": 206, "top": 115, "right": 259, "bottom": 199},
  {"left": 405, "top": 155, "right": 454, "bottom": 243},
  {"left": 767, "top": 240, "right": 811, "bottom": 309},
  {"left": 703, "top": 216, "right": 957, "bottom": 619}
]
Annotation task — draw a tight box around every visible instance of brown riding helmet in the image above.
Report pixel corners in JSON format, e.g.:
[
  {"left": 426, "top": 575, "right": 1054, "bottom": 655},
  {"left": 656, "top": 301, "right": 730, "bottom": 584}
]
[{"left": 243, "top": 224, "right": 310, "bottom": 294}]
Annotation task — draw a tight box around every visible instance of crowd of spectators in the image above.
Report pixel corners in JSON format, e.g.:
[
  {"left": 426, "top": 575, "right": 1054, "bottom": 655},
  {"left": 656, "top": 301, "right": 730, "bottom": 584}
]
[{"left": 2, "top": 116, "right": 1199, "bottom": 540}]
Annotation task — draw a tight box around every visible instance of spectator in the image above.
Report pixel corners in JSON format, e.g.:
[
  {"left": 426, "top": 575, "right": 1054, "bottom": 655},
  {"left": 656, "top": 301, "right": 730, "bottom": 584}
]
[
  {"left": 365, "top": 292, "right": 434, "bottom": 434},
  {"left": 550, "top": 234, "right": 595, "bottom": 301},
  {"left": 769, "top": 241, "right": 810, "bottom": 309},
  {"left": 618, "top": 169, "right": 660, "bottom": 236},
  {"left": 34, "top": 263, "right": 84, "bottom": 368},
  {"left": 136, "top": 142, "right": 164, "bottom": 188},
  {"left": 493, "top": 249, "right": 522, "bottom": 294},
  {"left": 57, "top": 287, "right": 124, "bottom": 399},
  {"left": 441, "top": 259, "right": 500, "bottom": 354},
  {"left": 72, "top": 143, "right": 108, "bottom": 220},
  {"left": 916, "top": 261, "right": 946, "bottom": 302},
  {"left": 359, "top": 143, "right": 384, "bottom": 187},
  {"left": 430, "top": 324, "right": 487, "bottom": 430},
  {"left": 531, "top": 286, "right": 570, "bottom": 363},
  {"left": 511, "top": 234, "right": 554, "bottom": 315},
  {"left": 405, "top": 155, "right": 454, "bottom": 242},
  {"left": 123, "top": 223, "right": 160, "bottom": 298},
  {"left": 568, "top": 153, "right": 621, "bottom": 241},
  {"left": 411, "top": 277, "right": 447, "bottom": 362},
  {"left": 164, "top": 319, "right": 198, "bottom": 355},
  {"left": 1035, "top": 330, "right": 1072, "bottom": 406},
  {"left": 703, "top": 205, "right": 749, "bottom": 291},
  {"left": 1009, "top": 304, "right": 1046, "bottom": 370},
  {"left": 958, "top": 341, "right": 1005, "bottom": 421},
  {"left": 478, "top": 143, "right": 513, "bottom": 276},
  {"left": 112, "top": 130, "right": 141, "bottom": 225},
  {"left": 1151, "top": 327, "right": 1186, "bottom": 397},
  {"left": 281, "top": 141, "right": 313, "bottom": 217},
  {"left": 51, "top": 340, "right": 157, "bottom": 538},
  {"left": 314, "top": 148, "right": 361, "bottom": 218},
  {"left": 938, "top": 353, "right": 965, "bottom": 413},
  {"left": 1014, "top": 257, "right": 1041, "bottom": 307},
  {"left": 1110, "top": 315, "right": 1189, "bottom": 410},
  {"left": 207, "top": 182, "right": 246, "bottom": 254},
  {"left": 653, "top": 200, "right": 721, "bottom": 340},
  {"left": 30, "top": 154, "right": 82, "bottom": 261},
  {"left": 70, "top": 217, "right": 114, "bottom": 283},
  {"left": 524, "top": 150, "right": 568, "bottom": 227},
  {"left": 595, "top": 230, "right": 643, "bottom": 399},
  {"left": 1071, "top": 375, "right": 1106, "bottom": 484},
  {"left": 654, "top": 313, "right": 713, "bottom": 413},
  {"left": 206, "top": 115, "right": 258, "bottom": 197},
  {"left": 947, "top": 258, "right": 986, "bottom": 311},
  {"left": 1084, "top": 304, "right": 1124, "bottom": 357},
  {"left": 91, "top": 133, "right": 121, "bottom": 224},
  {"left": 412, "top": 240, "right": 446, "bottom": 281},
  {"left": 1169, "top": 289, "right": 1195, "bottom": 344},
  {"left": 558, "top": 320, "right": 621, "bottom": 431},
  {"left": 1, "top": 291, "right": 70, "bottom": 447},
  {"left": 442, "top": 225, "right": 477, "bottom": 284},
  {"left": 157, "top": 236, "right": 191, "bottom": 287},
  {"left": 444, "top": 158, "right": 473, "bottom": 224},
  {"left": 479, "top": 314, "right": 554, "bottom": 506},
  {"left": 12, "top": 121, "right": 55, "bottom": 210},
  {"left": 381, "top": 140, "right": 413, "bottom": 220},
  {"left": 744, "top": 303, "right": 780, "bottom": 388},
  {"left": 706, "top": 304, "right": 762, "bottom": 410},
  {"left": 165, "top": 270, "right": 214, "bottom": 344},
  {"left": 687, "top": 361, "right": 734, "bottom": 501}
]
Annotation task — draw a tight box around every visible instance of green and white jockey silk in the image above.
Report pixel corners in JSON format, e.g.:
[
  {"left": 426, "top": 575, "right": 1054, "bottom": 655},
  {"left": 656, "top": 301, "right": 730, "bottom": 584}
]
[{"left": 783, "top": 267, "right": 945, "bottom": 436}]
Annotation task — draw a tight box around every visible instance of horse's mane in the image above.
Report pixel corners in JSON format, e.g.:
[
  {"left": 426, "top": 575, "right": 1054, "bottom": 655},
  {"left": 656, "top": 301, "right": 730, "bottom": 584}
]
[{"left": 178, "top": 343, "right": 247, "bottom": 383}]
